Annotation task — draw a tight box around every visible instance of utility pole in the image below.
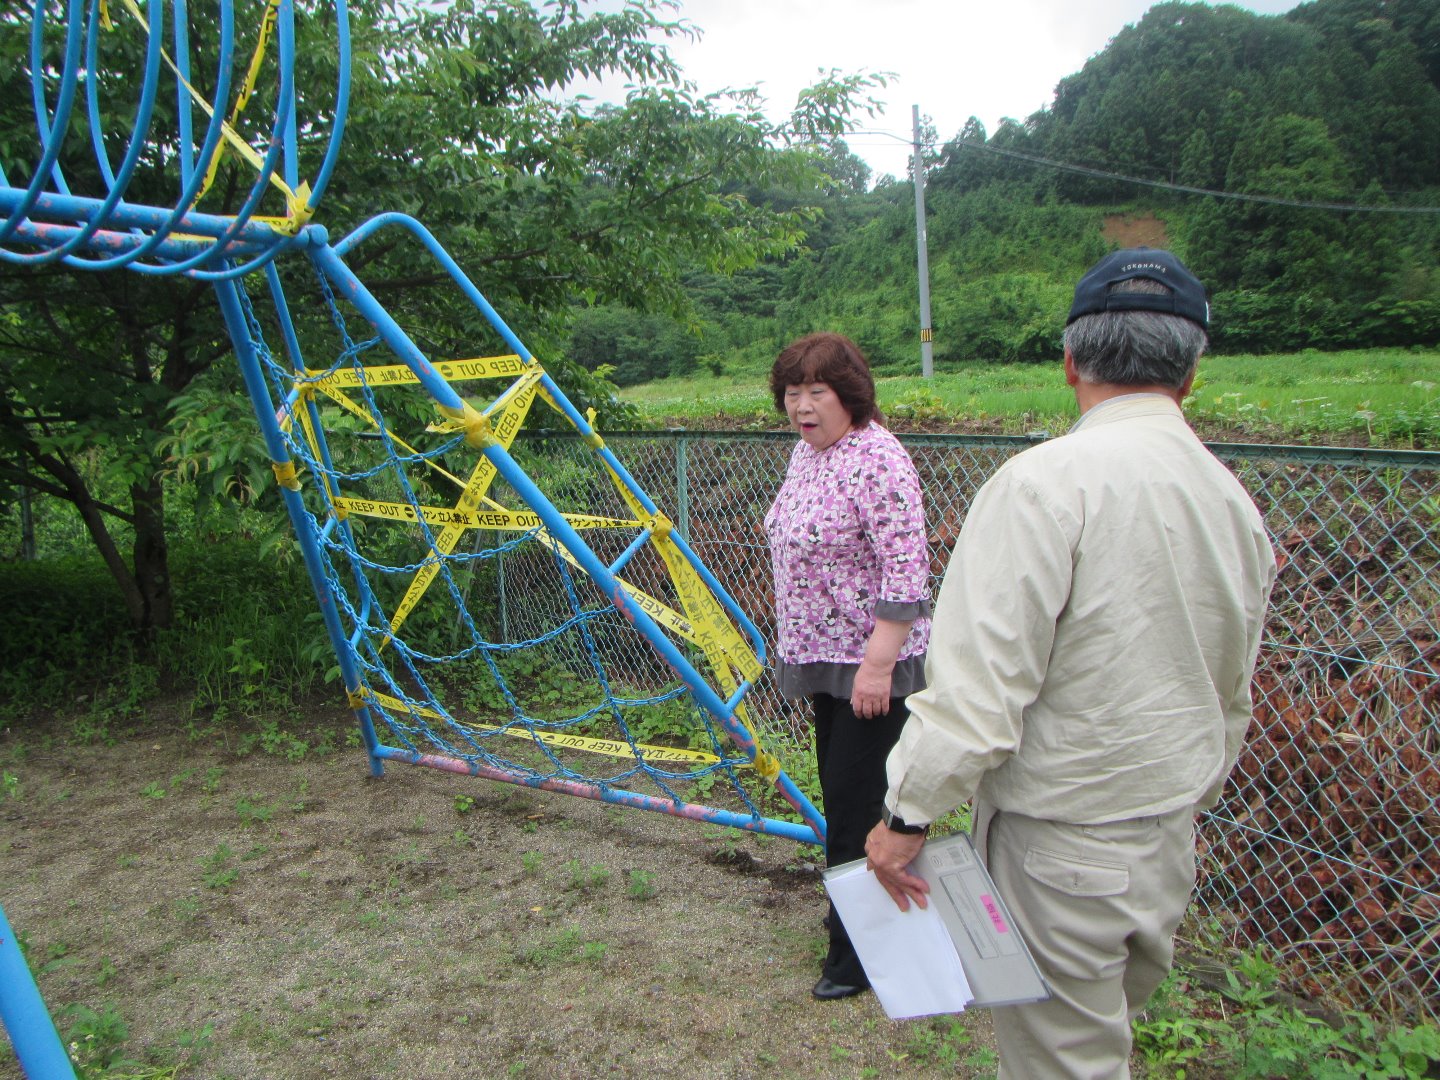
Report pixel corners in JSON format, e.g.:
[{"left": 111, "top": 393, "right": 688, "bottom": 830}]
[{"left": 912, "top": 104, "right": 934, "bottom": 379}]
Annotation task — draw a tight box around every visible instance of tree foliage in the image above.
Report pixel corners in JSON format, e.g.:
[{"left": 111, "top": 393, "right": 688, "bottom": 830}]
[
  {"left": 964, "top": 0, "right": 1440, "bottom": 355},
  {"left": 0, "top": 0, "right": 880, "bottom": 637},
  {"left": 567, "top": 304, "right": 705, "bottom": 386}
]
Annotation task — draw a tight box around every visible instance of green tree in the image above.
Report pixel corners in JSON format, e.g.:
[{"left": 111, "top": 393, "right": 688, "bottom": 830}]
[
  {"left": 565, "top": 305, "right": 701, "bottom": 386},
  {"left": 1177, "top": 123, "right": 1217, "bottom": 189}
]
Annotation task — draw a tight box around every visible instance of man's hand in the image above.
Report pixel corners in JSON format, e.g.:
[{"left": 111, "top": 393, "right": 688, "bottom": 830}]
[{"left": 865, "top": 822, "right": 930, "bottom": 911}]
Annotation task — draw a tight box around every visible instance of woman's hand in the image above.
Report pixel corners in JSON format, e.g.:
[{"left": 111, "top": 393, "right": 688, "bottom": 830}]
[
  {"left": 850, "top": 662, "right": 893, "bottom": 718},
  {"left": 852, "top": 617, "right": 912, "bottom": 718}
]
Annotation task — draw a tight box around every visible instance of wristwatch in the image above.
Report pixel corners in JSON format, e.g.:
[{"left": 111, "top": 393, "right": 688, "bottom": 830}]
[{"left": 881, "top": 805, "right": 928, "bottom": 835}]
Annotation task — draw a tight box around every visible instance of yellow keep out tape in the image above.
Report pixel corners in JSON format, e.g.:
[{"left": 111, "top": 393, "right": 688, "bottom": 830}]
[
  {"left": 600, "top": 465, "right": 763, "bottom": 685},
  {"left": 363, "top": 690, "right": 731, "bottom": 767},
  {"left": 383, "top": 385, "right": 541, "bottom": 648},
  {"left": 198, "top": 0, "right": 282, "bottom": 200},
  {"left": 300, "top": 355, "right": 531, "bottom": 391},
  {"left": 282, "top": 381, "right": 470, "bottom": 499},
  {"left": 332, "top": 497, "right": 632, "bottom": 532}
]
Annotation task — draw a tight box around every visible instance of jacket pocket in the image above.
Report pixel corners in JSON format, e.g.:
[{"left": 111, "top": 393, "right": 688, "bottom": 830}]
[{"left": 1023, "top": 846, "right": 1129, "bottom": 897}]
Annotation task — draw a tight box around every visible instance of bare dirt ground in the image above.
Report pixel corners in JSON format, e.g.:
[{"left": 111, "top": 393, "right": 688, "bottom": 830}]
[
  {"left": 0, "top": 700, "right": 1002, "bottom": 1080},
  {"left": 1101, "top": 212, "right": 1171, "bottom": 251}
]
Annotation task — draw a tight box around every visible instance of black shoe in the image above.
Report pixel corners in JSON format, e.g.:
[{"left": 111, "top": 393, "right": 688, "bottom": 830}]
[{"left": 812, "top": 976, "right": 868, "bottom": 1000}]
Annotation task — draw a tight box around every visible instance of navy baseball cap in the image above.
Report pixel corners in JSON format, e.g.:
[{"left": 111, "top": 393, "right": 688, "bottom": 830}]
[{"left": 1066, "top": 248, "right": 1209, "bottom": 330}]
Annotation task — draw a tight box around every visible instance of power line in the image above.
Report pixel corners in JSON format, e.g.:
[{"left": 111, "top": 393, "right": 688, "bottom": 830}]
[
  {"left": 839, "top": 127, "right": 1440, "bottom": 214},
  {"left": 957, "top": 140, "right": 1440, "bottom": 214}
]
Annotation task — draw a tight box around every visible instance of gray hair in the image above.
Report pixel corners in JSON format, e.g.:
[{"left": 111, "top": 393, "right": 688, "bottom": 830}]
[{"left": 1063, "top": 278, "right": 1208, "bottom": 389}]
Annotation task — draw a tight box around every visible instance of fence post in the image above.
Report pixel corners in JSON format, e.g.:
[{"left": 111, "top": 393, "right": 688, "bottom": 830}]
[
  {"left": 497, "top": 533, "right": 509, "bottom": 642},
  {"left": 675, "top": 433, "right": 690, "bottom": 539}
]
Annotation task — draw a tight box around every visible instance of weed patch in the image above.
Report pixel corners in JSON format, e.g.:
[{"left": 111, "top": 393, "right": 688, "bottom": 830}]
[{"left": 1133, "top": 954, "right": 1440, "bottom": 1079}]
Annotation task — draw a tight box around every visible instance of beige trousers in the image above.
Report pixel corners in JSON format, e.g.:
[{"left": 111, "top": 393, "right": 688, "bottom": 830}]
[{"left": 974, "top": 800, "right": 1197, "bottom": 1080}]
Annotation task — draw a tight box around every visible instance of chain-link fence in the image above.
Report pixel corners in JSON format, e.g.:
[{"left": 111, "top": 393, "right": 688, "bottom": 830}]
[{"left": 505, "top": 429, "right": 1440, "bottom": 1020}]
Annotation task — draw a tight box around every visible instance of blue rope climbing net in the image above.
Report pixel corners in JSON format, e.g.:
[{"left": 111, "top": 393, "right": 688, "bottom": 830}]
[
  {"left": 2, "top": 4, "right": 828, "bottom": 1075},
  {"left": 0, "top": 0, "right": 824, "bottom": 837},
  {"left": 235, "top": 253, "right": 814, "bottom": 838}
]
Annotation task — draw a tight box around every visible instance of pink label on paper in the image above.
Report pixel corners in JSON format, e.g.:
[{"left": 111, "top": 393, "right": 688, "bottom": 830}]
[{"left": 980, "top": 893, "right": 1009, "bottom": 933}]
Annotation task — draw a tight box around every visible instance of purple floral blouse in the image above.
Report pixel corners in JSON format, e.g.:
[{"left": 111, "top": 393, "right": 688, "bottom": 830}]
[{"left": 765, "top": 422, "right": 931, "bottom": 696}]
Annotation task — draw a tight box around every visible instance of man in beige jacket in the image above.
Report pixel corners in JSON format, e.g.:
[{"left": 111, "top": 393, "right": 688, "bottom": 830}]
[{"left": 865, "top": 249, "right": 1276, "bottom": 1079}]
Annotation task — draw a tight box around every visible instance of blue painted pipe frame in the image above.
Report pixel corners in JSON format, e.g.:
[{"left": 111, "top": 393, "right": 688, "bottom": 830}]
[
  {"left": 373, "top": 745, "right": 820, "bottom": 846},
  {"left": 297, "top": 242, "right": 826, "bottom": 846},
  {"left": 1, "top": 0, "right": 825, "bottom": 850},
  {"left": 0, "top": 902, "right": 77, "bottom": 1079},
  {"left": 2, "top": 0, "right": 349, "bottom": 277},
  {"left": 327, "top": 214, "right": 770, "bottom": 670}
]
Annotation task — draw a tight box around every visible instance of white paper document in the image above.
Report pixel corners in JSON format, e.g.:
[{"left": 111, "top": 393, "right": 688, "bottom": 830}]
[
  {"left": 823, "top": 831, "right": 1049, "bottom": 1021},
  {"left": 823, "top": 860, "right": 974, "bottom": 1019}
]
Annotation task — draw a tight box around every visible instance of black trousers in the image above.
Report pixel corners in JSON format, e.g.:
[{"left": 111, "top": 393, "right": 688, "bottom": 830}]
[{"left": 812, "top": 691, "right": 912, "bottom": 987}]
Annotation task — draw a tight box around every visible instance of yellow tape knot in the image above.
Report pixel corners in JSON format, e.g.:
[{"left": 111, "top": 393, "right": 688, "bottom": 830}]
[
  {"left": 284, "top": 181, "right": 316, "bottom": 236},
  {"left": 331, "top": 503, "right": 349, "bottom": 522},
  {"left": 752, "top": 751, "right": 782, "bottom": 783},
  {"left": 647, "top": 513, "right": 673, "bottom": 540},
  {"left": 346, "top": 688, "right": 367, "bottom": 710},
  {"left": 271, "top": 460, "right": 302, "bottom": 491},
  {"left": 583, "top": 407, "right": 604, "bottom": 449},
  {"left": 434, "top": 402, "right": 495, "bottom": 448}
]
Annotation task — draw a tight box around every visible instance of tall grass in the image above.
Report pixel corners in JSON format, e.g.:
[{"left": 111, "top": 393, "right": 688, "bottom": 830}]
[
  {"left": 163, "top": 550, "right": 334, "bottom": 710},
  {"left": 1186, "top": 350, "right": 1439, "bottom": 443},
  {"left": 623, "top": 348, "right": 1440, "bottom": 446},
  {"left": 621, "top": 374, "right": 774, "bottom": 423},
  {"left": 0, "top": 540, "right": 331, "bottom": 723}
]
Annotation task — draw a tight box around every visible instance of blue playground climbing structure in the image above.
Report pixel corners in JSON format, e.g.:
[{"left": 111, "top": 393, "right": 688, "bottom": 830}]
[{"left": 1, "top": 3, "right": 823, "bottom": 1072}]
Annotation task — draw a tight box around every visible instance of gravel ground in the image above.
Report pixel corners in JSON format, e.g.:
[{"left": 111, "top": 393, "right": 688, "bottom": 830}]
[{"left": 0, "top": 705, "right": 1002, "bottom": 1079}]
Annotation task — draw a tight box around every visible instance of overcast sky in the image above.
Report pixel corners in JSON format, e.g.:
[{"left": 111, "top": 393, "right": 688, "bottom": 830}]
[{"left": 575, "top": 0, "right": 1304, "bottom": 181}]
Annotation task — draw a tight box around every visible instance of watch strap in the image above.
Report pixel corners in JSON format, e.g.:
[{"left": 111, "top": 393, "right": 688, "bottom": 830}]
[{"left": 882, "top": 805, "right": 928, "bottom": 835}]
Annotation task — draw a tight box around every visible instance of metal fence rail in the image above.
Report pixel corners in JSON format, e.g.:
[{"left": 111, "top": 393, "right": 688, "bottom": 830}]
[{"left": 508, "top": 428, "right": 1440, "bottom": 1021}]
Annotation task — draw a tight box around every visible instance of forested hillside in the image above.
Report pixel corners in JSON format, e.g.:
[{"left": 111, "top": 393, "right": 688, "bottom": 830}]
[{"left": 570, "top": 0, "right": 1440, "bottom": 382}]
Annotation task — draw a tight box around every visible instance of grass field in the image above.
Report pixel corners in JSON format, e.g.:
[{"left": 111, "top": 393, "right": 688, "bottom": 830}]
[{"left": 622, "top": 348, "right": 1440, "bottom": 446}]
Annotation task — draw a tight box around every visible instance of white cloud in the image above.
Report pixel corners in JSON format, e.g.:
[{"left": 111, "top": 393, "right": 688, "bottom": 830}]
[{"left": 575, "top": 0, "right": 1303, "bottom": 181}]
